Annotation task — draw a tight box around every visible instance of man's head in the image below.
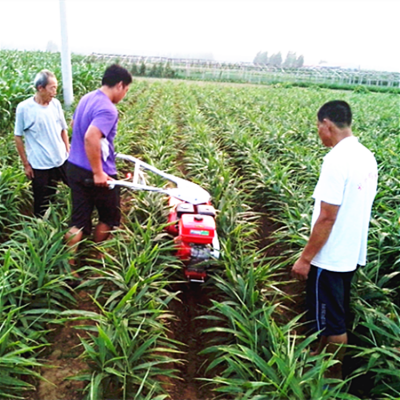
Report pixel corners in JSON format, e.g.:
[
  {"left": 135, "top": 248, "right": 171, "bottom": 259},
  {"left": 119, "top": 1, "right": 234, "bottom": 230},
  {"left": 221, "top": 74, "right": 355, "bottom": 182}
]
[
  {"left": 317, "top": 100, "right": 352, "bottom": 128},
  {"left": 34, "top": 70, "right": 58, "bottom": 102},
  {"left": 101, "top": 64, "right": 132, "bottom": 103},
  {"left": 317, "top": 100, "right": 352, "bottom": 147}
]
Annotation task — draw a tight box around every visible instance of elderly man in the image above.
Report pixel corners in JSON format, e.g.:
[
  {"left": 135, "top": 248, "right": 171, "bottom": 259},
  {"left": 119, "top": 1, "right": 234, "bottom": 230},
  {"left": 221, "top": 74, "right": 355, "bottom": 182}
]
[
  {"left": 14, "top": 69, "right": 69, "bottom": 217},
  {"left": 291, "top": 100, "right": 378, "bottom": 380}
]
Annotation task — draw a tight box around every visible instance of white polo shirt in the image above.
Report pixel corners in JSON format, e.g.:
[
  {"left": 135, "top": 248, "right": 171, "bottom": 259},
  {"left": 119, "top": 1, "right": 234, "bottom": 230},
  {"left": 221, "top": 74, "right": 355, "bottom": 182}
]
[{"left": 311, "top": 136, "right": 378, "bottom": 272}]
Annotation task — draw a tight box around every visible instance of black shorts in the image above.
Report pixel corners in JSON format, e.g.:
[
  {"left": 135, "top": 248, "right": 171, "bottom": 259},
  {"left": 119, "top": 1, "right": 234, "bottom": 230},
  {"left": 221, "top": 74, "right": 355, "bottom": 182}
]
[
  {"left": 306, "top": 265, "right": 356, "bottom": 337},
  {"left": 67, "top": 162, "right": 120, "bottom": 235}
]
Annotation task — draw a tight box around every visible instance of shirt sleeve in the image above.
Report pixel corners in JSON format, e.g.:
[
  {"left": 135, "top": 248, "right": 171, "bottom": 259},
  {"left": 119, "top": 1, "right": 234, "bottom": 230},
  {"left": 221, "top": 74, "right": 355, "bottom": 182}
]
[
  {"left": 312, "top": 155, "right": 346, "bottom": 206},
  {"left": 91, "top": 108, "right": 117, "bottom": 138},
  {"left": 14, "top": 104, "right": 24, "bottom": 136}
]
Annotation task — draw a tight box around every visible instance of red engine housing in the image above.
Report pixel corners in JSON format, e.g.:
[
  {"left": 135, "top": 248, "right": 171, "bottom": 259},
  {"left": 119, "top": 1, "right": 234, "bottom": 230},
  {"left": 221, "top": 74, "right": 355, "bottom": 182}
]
[{"left": 166, "top": 197, "right": 217, "bottom": 282}]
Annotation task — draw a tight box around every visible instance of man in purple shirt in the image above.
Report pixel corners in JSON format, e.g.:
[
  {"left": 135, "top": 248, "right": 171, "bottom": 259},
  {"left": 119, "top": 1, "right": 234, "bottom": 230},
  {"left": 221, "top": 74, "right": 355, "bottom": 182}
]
[{"left": 65, "top": 64, "right": 132, "bottom": 269}]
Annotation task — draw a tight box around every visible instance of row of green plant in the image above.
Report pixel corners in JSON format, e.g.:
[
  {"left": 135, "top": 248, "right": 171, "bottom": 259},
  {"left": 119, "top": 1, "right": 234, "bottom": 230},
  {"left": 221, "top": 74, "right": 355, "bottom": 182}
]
[
  {"left": 168, "top": 83, "right": 361, "bottom": 399},
  {"left": 0, "top": 77, "right": 186, "bottom": 398},
  {"left": 188, "top": 82, "right": 400, "bottom": 398},
  {"left": 66, "top": 81, "right": 191, "bottom": 399},
  {"left": 0, "top": 52, "right": 62, "bottom": 396}
]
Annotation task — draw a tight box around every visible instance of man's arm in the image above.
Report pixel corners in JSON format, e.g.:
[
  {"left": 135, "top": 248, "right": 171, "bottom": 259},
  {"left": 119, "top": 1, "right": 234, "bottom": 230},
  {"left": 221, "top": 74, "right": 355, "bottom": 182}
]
[
  {"left": 84, "top": 125, "right": 109, "bottom": 186},
  {"left": 61, "top": 129, "right": 70, "bottom": 153},
  {"left": 14, "top": 136, "right": 34, "bottom": 179},
  {"left": 291, "top": 201, "right": 340, "bottom": 280}
]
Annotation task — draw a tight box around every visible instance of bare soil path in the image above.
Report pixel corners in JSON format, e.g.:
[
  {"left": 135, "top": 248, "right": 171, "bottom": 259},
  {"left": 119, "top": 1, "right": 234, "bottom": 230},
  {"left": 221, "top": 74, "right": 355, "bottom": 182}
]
[
  {"left": 165, "top": 282, "right": 219, "bottom": 400},
  {"left": 25, "top": 290, "right": 97, "bottom": 400}
]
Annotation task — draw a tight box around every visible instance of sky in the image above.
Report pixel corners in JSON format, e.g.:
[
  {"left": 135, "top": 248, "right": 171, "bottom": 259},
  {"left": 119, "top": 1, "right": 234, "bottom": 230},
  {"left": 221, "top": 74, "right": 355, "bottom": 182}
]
[{"left": 0, "top": 0, "right": 399, "bottom": 72}]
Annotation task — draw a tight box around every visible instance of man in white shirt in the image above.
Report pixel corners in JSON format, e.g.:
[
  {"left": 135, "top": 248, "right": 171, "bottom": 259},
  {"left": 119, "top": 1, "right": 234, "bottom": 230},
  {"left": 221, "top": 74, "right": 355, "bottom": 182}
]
[
  {"left": 291, "top": 100, "right": 378, "bottom": 379},
  {"left": 14, "top": 70, "right": 69, "bottom": 217}
]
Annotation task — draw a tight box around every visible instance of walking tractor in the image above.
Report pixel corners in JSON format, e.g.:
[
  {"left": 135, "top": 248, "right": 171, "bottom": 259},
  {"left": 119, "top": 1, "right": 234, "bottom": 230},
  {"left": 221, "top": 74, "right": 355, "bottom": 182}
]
[{"left": 109, "top": 154, "right": 220, "bottom": 283}]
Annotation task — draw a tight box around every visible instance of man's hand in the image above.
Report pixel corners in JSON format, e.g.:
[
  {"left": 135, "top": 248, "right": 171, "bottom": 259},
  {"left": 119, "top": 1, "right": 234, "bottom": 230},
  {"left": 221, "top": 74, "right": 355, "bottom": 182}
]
[
  {"left": 291, "top": 201, "right": 339, "bottom": 281},
  {"left": 93, "top": 171, "right": 111, "bottom": 187},
  {"left": 24, "top": 163, "right": 34, "bottom": 179},
  {"left": 14, "top": 136, "right": 34, "bottom": 179},
  {"left": 291, "top": 258, "right": 311, "bottom": 281}
]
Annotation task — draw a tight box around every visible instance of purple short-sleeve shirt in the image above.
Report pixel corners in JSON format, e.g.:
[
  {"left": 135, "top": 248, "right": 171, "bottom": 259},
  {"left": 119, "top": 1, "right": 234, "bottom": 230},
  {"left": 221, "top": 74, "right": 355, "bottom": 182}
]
[{"left": 68, "top": 89, "right": 118, "bottom": 175}]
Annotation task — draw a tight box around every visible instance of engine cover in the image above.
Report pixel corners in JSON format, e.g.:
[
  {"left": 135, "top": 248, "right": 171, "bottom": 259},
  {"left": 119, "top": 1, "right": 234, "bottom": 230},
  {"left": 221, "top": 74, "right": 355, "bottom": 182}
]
[{"left": 179, "top": 214, "right": 215, "bottom": 245}]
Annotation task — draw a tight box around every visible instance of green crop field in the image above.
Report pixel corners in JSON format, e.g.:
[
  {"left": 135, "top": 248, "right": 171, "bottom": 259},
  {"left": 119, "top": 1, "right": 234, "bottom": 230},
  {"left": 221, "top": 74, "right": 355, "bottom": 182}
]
[{"left": 1, "top": 50, "right": 400, "bottom": 400}]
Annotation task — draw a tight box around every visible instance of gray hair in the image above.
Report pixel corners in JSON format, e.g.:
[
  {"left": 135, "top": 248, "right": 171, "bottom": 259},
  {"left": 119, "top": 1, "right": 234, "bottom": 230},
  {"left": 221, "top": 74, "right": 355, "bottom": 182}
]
[{"left": 34, "top": 70, "right": 56, "bottom": 90}]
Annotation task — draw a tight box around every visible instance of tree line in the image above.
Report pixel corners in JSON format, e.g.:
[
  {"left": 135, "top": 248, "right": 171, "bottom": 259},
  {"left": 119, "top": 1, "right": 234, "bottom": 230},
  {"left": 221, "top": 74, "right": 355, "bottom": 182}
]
[{"left": 254, "top": 51, "right": 304, "bottom": 68}]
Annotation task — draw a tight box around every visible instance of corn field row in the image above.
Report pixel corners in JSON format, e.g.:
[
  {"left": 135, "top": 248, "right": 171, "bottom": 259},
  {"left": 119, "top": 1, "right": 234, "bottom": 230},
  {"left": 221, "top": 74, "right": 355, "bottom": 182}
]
[{"left": 0, "top": 50, "right": 400, "bottom": 399}]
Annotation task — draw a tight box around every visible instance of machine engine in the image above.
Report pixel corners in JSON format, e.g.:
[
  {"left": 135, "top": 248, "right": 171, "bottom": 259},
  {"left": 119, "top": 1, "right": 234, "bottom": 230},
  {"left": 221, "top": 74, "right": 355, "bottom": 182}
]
[{"left": 166, "top": 198, "right": 219, "bottom": 282}]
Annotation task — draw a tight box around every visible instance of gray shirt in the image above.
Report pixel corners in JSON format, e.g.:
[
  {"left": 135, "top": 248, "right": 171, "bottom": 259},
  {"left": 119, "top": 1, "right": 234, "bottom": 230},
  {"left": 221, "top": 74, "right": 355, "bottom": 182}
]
[{"left": 14, "top": 97, "right": 68, "bottom": 169}]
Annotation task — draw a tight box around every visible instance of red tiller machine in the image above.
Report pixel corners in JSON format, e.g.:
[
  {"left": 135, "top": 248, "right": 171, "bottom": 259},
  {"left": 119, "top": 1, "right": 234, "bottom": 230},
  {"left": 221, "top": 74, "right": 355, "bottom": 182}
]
[{"left": 110, "top": 154, "right": 220, "bottom": 283}]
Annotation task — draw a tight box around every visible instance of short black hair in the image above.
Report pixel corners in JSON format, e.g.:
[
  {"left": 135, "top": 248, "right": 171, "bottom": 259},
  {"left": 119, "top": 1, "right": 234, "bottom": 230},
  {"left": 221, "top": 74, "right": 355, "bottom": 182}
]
[
  {"left": 102, "top": 64, "right": 132, "bottom": 87},
  {"left": 317, "top": 100, "right": 352, "bottom": 128}
]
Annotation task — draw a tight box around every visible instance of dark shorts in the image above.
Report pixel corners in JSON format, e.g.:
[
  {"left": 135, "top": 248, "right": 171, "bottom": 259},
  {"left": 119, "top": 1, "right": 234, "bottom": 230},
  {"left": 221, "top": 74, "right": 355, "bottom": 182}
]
[
  {"left": 67, "top": 162, "right": 120, "bottom": 235},
  {"left": 32, "top": 160, "right": 69, "bottom": 217},
  {"left": 306, "top": 265, "right": 356, "bottom": 337}
]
